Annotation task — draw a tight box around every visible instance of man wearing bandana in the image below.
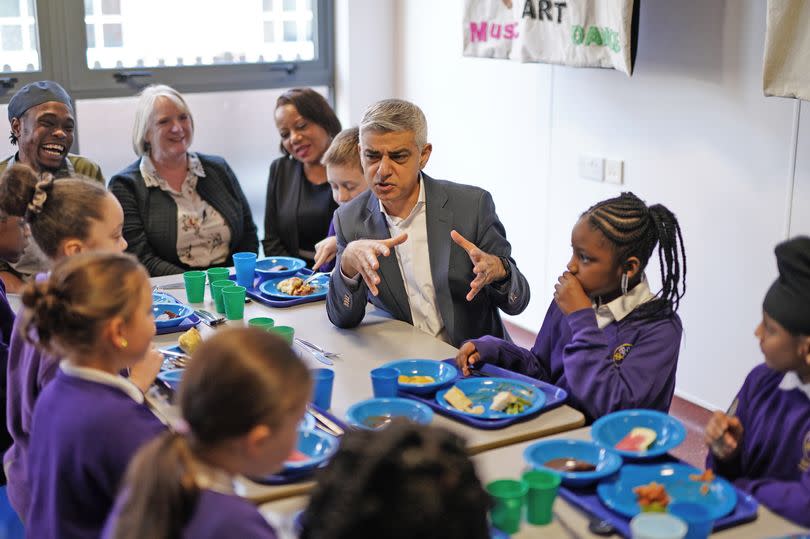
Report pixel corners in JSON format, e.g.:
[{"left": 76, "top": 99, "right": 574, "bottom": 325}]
[
  {"left": 705, "top": 236, "right": 810, "bottom": 527},
  {"left": 0, "top": 80, "right": 104, "bottom": 292}
]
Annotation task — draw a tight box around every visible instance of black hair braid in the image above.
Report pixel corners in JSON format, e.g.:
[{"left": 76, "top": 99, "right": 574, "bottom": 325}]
[{"left": 585, "top": 192, "right": 686, "bottom": 320}]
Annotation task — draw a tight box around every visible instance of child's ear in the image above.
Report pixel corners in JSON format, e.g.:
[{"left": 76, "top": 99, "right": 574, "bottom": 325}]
[
  {"left": 800, "top": 335, "right": 810, "bottom": 365},
  {"left": 59, "top": 238, "right": 84, "bottom": 258},
  {"left": 245, "top": 424, "right": 272, "bottom": 455},
  {"left": 624, "top": 256, "right": 641, "bottom": 280},
  {"left": 104, "top": 316, "right": 128, "bottom": 352}
]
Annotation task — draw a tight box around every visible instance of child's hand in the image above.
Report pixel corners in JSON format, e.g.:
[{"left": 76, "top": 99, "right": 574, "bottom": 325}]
[
  {"left": 313, "top": 236, "right": 338, "bottom": 271},
  {"left": 129, "top": 348, "right": 164, "bottom": 393},
  {"left": 704, "top": 411, "right": 743, "bottom": 460},
  {"left": 455, "top": 341, "right": 481, "bottom": 376},
  {"left": 553, "top": 271, "right": 592, "bottom": 315}
]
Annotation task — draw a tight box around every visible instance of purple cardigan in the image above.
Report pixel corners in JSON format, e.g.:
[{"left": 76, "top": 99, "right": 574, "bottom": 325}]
[
  {"left": 26, "top": 370, "right": 165, "bottom": 539},
  {"left": 471, "top": 301, "right": 682, "bottom": 423},
  {"left": 0, "top": 280, "right": 14, "bottom": 484},
  {"left": 706, "top": 364, "right": 810, "bottom": 527},
  {"left": 102, "top": 489, "right": 278, "bottom": 538}
]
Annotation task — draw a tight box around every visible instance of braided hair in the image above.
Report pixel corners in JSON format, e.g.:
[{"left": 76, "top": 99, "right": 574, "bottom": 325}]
[
  {"left": 584, "top": 192, "right": 686, "bottom": 320},
  {"left": 300, "top": 422, "right": 491, "bottom": 539}
]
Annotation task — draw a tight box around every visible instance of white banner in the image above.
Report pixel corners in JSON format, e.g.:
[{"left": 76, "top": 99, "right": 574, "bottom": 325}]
[
  {"left": 463, "top": 0, "right": 637, "bottom": 76},
  {"left": 763, "top": 0, "right": 810, "bottom": 101}
]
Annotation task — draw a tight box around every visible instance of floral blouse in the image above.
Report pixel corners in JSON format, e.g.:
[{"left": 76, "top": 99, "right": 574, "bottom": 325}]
[{"left": 140, "top": 152, "right": 231, "bottom": 267}]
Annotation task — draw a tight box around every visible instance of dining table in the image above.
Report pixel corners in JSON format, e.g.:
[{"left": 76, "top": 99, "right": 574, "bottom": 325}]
[{"left": 149, "top": 273, "right": 586, "bottom": 503}]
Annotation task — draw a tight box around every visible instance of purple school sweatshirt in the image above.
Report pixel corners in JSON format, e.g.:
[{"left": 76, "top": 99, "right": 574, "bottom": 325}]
[
  {"left": 706, "top": 364, "right": 810, "bottom": 527},
  {"left": 471, "top": 301, "right": 683, "bottom": 423},
  {"left": 102, "top": 489, "right": 278, "bottom": 538},
  {"left": 26, "top": 369, "right": 165, "bottom": 539},
  {"left": 0, "top": 280, "right": 14, "bottom": 484},
  {"left": 3, "top": 308, "right": 61, "bottom": 518}
]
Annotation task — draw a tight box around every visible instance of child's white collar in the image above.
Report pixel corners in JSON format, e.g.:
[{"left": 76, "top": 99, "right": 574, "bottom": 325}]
[
  {"left": 779, "top": 371, "right": 810, "bottom": 401},
  {"left": 59, "top": 360, "right": 144, "bottom": 403}
]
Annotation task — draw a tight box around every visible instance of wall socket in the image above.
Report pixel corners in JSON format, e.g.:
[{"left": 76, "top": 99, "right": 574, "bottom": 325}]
[
  {"left": 605, "top": 159, "right": 624, "bottom": 185},
  {"left": 578, "top": 155, "right": 605, "bottom": 182}
]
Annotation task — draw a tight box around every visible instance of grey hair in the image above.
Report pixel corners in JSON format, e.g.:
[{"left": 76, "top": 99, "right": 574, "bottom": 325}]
[
  {"left": 131, "top": 84, "right": 194, "bottom": 156},
  {"left": 359, "top": 99, "right": 428, "bottom": 150}
]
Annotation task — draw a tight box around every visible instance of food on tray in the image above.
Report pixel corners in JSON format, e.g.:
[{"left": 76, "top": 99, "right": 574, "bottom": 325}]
[
  {"left": 633, "top": 481, "right": 670, "bottom": 512},
  {"left": 156, "top": 310, "right": 179, "bottom": 321},
  {"left": 444, "top": 386, "right": 484, "bottom": 415},
  {"left": 363, "top": 415, "right": 393, "bottom": 429},
  {"left": 489, "top": 390, "right": 532, "bottom": 414},
  {"left": 286, "top": 449, "right": 309, "bottom": 462},
  {"left": 544, "top": 457, "right": 597, "bottom": 472},
  {"left": 178, "top": 327, "right": 202, "bottom": 354},
  {"left": 277, "top": 276, "right": 317, "bottom": 296},
  {"left": 615, "top": 427, "right": 657, "bottom": 451},
  {"left": 268, "top": 265, "right": 289, "bottom": 271},
  {"left": 689, "top": 468, "right": 715, "bottom": 495},
  {"left": 398, "top": 375, "right": 436, "bottom": 384}
]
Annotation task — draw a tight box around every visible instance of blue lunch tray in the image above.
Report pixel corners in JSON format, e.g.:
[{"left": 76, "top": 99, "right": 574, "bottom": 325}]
[
  {"left": 396, "top": 359, "right": 568, "bottom": 430},
  {"left": 229, "top": 268, "right": 328, "bottom": 308},
  {"left": 152, "top": 292, "right": 200, "bottom": 335}
]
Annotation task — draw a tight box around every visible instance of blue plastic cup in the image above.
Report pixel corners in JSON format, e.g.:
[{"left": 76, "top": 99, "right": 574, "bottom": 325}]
[
  {"left": 312, "top": 368, "right": 335, "bottom": 410},
  {"left": 232, "top": 252, "right": 257, "bottom": 288},
  {"left": 370, "top": 367, "right": 399, "bottom": 398},
  {"left": 668, "top": 502, "right": 713, "bottom": 539}
]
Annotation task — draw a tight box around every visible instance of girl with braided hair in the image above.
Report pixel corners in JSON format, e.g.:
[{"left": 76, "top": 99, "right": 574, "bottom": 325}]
[
  {"left": 457, "top": 192, "right": 687, "bottom": 422},
  {"left": 300, "top": 422, "right": 491, "bottom": 539},
  {"left": 21, "top": 252, "right": 165, "bottom": 537},
  {"left": 103, "top": 328, "right": 310, "bottom": 539}
]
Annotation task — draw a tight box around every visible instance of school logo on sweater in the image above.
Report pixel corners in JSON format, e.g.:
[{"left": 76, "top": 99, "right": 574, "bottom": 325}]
[
  {"left": 612, "top": 343, "right": 633, "bottom": 363},
  {"left": 801, "top": 432, "right": 810, "bottom": 472}
]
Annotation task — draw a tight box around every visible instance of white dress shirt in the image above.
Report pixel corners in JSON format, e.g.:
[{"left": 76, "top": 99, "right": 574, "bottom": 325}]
[{"left": 594, "top": 276, "right": 656, "bottom": 329}]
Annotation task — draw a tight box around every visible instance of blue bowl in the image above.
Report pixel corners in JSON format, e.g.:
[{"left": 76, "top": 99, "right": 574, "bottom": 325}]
[
  {"left": 591, "top": 409, "right": 687, "bottom": 459},
  {"left": 523, "top": 439, "right": 623, "bottom": 487},
  {"left": 255, "top": 257, "right": 307, "bottom": 281},
  {"left": 345, "top": 398, "right": 433, "bottom": 430},
  {"left": 380, "top": 359, "right": 458, "bottom": 395},
  {"left": 157, "top": 368, "right": 184, "bottom": 392},
  {"left": 283, "top": 428, "right": 339, "bottom": 472},
  {"left": 152, "top": 302, "right": 194, "bottom": 329}
]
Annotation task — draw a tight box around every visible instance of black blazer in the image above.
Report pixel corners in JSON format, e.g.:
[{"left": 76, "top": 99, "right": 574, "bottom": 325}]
[
  {"left": 109, "top": 153, "right": 259, "bottom": 276},
  {"left": 262, "top": 157, "right": 337, "bottom": 259}
]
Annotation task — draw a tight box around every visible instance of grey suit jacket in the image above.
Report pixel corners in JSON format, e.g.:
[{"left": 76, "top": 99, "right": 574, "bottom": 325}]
[{"left": 326, "top": 175, "right": 530, "bottom": 347}]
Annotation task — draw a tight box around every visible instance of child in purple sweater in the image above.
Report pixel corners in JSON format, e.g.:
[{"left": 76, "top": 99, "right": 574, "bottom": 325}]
[
  {"left": 103, "top": 327, "right": 311, "bottom": 539},
  {"left": 705, "top": 236, "right": 810, "bottom": 527},
  {"left": 0, "top": 164, "right": 159, "bottom": 519},
  {"left": 457, "top": 192, "right": 687, "bottom": 422},
  {"left": 21, "top": 252, "right": 165, "bottom": 538}
]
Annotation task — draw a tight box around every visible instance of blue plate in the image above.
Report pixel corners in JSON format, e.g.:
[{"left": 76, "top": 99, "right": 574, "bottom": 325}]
[
  {"left": 283, "top": 428, "right": 339, "bottom": 472},
  {"left": 299, "top": 411, "right": 316, "bottom": 432},
  {"left": 523, "top": 439, "right": 622, "bottom": 487},
  {"left": 380, "top": 359, "right": 458, "bottom": 395},
  {"left": 255, "top": 257, "right": 307, "bottom": 280},
  {"left": 435, "top": 377, "right": 546, "bottom": 419},
  {"left": 596, "top": 462, "right": 737, "bottom": 520},
  {"left": 157, "top": 368, "right": 184, "bottom": 392},
  {"left": 152, "top": 291, "right": 179, "bottom": 304},
  {"left": 591, "top": 409, "right": 687, "bottom": 459},
  {"left": 345, "top": 398, "right": 433, "bottom": 430},
  {"left": 153, "top": 302, "right": 194, "bottom": 329},
  {"left": 258, "top": 275, "right": 329, "bottom": 300}
]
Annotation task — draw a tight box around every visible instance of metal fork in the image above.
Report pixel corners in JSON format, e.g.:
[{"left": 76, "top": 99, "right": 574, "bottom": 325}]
[
  {"left": 302, "top": 271, "right": 329, "bottom": 286},
  {"left": 194, "top": 309, "right": 226, "bottom": 327},
  {"left": 295, "top": 338, "right": 340, "bottom": 358}
]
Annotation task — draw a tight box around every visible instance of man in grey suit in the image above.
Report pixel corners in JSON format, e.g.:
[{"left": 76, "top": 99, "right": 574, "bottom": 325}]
[{"left": 326, "top": 99, "right": 529, "bottom": 346}]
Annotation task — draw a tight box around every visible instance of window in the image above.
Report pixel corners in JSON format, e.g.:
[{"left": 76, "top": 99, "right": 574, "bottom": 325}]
[{"left": 0, "top": 0, "right": 333, "bottom": 101}]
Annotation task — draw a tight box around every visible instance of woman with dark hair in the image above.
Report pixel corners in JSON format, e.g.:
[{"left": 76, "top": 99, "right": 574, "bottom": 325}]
[{"left": 263, "top": 88, "right": 341, "bottom": 264}]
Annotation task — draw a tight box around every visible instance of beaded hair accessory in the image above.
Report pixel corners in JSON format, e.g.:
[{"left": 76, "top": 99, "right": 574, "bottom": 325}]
[{"left": 26, "top": 173, "right": 55, "bottom": 218}]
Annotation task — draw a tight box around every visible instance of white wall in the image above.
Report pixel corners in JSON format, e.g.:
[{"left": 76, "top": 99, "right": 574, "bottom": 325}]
[{"left": 395, "top": 0, "right": 808, "bottom": 410}]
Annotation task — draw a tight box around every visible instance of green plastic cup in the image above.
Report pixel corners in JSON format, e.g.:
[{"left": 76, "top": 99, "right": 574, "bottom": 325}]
[
  {"left": 522, "top": 469, "right": 561, "bottom": 525},
  {"left": 486, "top": 479, "right": 527, "bottom": 534},
  {"left": 270, "top": 325, "right": 295, "bottom": 345},
  {"left": 248, "top": 317, "right": 275, "bottom": 331},
  {"left": 221, "top": 285, "right": 246, "bottom": 320},
  {"left": 210, "top": 280, "right": 235, "bottom": 314},
  {"left": 207, "top": 267, "right": 230, "bottom": 297},
  {"left": 183, "top": 270, "right": 207, "bottom": 303}
]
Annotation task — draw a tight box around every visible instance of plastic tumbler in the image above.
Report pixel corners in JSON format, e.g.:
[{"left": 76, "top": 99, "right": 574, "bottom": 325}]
[
  {"left": 248, "top": 317, "right": 275, "bottom": 331},
  {"left": 668, "top": 502, "right": 713, "bottom": 539},
  {"left": 221, "top": 285, "right": 247, "bottom": 320},
  {"left": 233, "top": 252, "right": 257, "bottom": 288},
  {"left": 211, "top": 280, "right": 235, "bottom": 314},
  {"left": 183, "top": 270, "right": 207, "bottom": 303},
  {"left": 630, "top": 513, "right": 688, "bottom": 539},
  {"left": 207, "top": 267, "right": 230, "bottom": 297},
  {"left": 270, "top": 325, "right": 295, "bottom": 345},
  {"left": 522, "top": 469, "right": 561, "bottom": 525},
  {"left": 370, "top": 367, "right": 398, "bottom": 398},
  {"left": 486, "top": 479, "right": 527, "bottom": 534},
  {"left": 311, "top": 368, "right": 335, "bottom": 410}
]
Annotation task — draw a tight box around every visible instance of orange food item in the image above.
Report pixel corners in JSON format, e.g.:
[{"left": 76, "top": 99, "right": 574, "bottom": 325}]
[
  {"left": 689, "top": 469, "right": 715, "bottom": 482},
  {"left": 633, "top": 481, "right": 670, "bottom": 512},
  {"left": 286, "top": 449, "right": 309, "bottom": 462}
]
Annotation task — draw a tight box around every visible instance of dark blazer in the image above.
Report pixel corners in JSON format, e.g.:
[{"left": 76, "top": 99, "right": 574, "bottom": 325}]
[
  {"left": 262, "top": 157, "right": 338, "bottom": 259},
  {"left": 109, "top": 153, "right": 259, "bottom": 276},
  {"left": 326, "top": 174, "right": 530, "bottom": 347}
]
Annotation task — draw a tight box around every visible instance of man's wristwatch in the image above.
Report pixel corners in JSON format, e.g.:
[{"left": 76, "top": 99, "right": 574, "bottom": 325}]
[{"left": 497, "top": 256, "right": 511, "bottom": 283}]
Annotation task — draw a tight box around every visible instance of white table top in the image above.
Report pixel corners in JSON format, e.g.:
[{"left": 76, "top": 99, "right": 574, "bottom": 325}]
[
  {"left": 150, "top": 275, "right": 585, "bottom": 502},
  {"left": 259, "top": 427, "right": 808, "bottom": 538}
]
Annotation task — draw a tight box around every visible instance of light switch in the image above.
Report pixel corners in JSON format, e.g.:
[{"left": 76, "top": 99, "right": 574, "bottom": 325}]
[
  {"left": 605, "top": 159, "right": 623, "bottom": 185},
  {"left": 578, "top": 155, "right": 604, "bottom": 182}
]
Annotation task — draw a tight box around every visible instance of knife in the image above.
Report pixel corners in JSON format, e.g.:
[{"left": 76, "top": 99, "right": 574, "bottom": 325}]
[
  {"left": 296, "top": 341, "right": 333, "bottom": 366},
  {"left": 306, "top": 405, "right": 344, "bottom": 436}
]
